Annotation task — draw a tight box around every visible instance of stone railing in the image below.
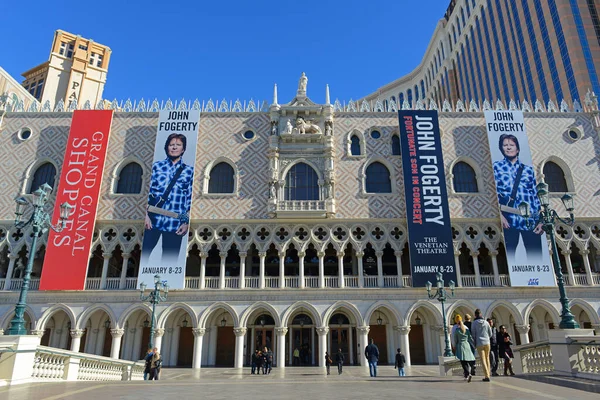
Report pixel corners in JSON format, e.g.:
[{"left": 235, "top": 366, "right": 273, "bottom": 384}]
[
  {"left": 402, "top": 276, "right": 413, "bottom": 287},
  {"left": 0, "top": 337, "right": 144, "bottom": 386},
  {"left": 517, "top": 341, "right": 555, "bottom": 373},
  {"left": 276, "top": 200, "right": 326, "bottom": 212},
  {"left": 460, "top": 275, "right": 477, "bottom": 287},
  {"left": 439, "top": 355, "right": 482, "bottom": 376}
]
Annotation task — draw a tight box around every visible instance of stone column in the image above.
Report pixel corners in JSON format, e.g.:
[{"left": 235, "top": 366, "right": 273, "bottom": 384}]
[
  {"left": 275, "top": 327, "right": 288, "bottom": 368},
  {"left": 316, "top": 327, "right": 329, "bottom": 367},
  {"left": 70, "top": 329, "right": 85, "bottom": 352},
  {"left": 318, "top": 251, "right": 325, "bottom": 289},
  {"left": 356, "top": 251, "right": 365, "bottom": 288},
  {"left": 375, "top": 251, "right": 384, "bottom": 287},
  {"left": 454, "top": 251, "right": 462, "bottom": 287},
  {"left": 259, "top": 252, "right": 266, "bottom": 289},
  {"left": 356, "top": 326, "right": 370, "bottom": 367},
  {"left": 110, "top": 328, "right": 125, "bottom": 359},
  {"left": 490, "top": 251, "right": 501, "bottom": 286},
  {"left": 432, "top": 325, "right": 448, "bottom": 356},
  {"left": 279, "top": 251, "right": 285, "bottom": 289},
  {"left": 234, "top": 327, "right": 247, "bottom": 369},
  {"left": 239, "top": 252, "right": 247, "bottom": 289},
  {"left": 119, "top": 253, "right": 130, "bottom": 289},
  {"left": 337, "top": 251, "right": 345, "bottom": 288},
  {"left": 192, "top": 328, "right": 206, "bottom": 369},
  {"left": 154, "top": 328, "right": 165, "bottom": 352},
  {"left": 219, "top": 252, "right": 226, "bottom": 289},
  {"left": 471, "top": 251, "right": 481, "bottom": 287},
  {"left": 581, "top": 250, "right": 595, "bottom": 286},
  {"left": 515, "top": 324, "right": 530, "bottom": 345},
  {"left": 199, "top": 252, "right": 207, "bottom": 289},
  {"left": 563, "top": 250, "right": 576, "bottom": 285},
  {"left": 395, "top": 251, "right": 403, "bottom": 287},
  {"left": 396, "top": 326, "right": 411, "bottom": 367},
  {"left": 298, "top": 251, "right": 305, "bottom": 289},
  {"left": 100, "top": 252, "right": 111, "bottom": 290},
  {"left": 3, "top": 255, "right": 18, "bottom": 290}
]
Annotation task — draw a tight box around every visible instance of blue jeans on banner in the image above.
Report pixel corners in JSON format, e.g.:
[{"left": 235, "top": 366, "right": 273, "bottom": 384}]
[
  {"left": 369, "top": 361, "right": 378, "bottom": 377},
  {"left": 397, "top": 367, "right": 405, "bottom": 376}
]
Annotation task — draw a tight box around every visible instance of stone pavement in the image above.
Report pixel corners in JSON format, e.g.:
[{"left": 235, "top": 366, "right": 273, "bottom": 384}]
[{"left": 0, "top": 366, "right": 598, "bottom": 400}]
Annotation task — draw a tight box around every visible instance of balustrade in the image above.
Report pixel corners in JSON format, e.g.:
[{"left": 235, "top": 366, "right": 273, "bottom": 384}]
[
  {"left": 519, "top": 342, "right": 555, "bottom": 373},
  {"left": 480, "top": 275, "right": 496, "bottom": 287},
  {"left": 245, "top": 277, "right": 259, "bottom": 288},
  {"left": 185, "top": 277, "right": 200, "bottom": 289},
  {"left": 105, "top": 278, "right": 120, "bottom": 290},
  {"left": 224, "top": 277, "right": 239, "bottom": 289},
  {"left": 285, "top": 277, "right": 299, "bottom": 288},
  {"left": 574, "top": 274, "right": 588, "bottom": 286},
  {"left": 344, "top": 276, "right": 358, "bottom": 288},
  {"left": 32, "top": 351, "right": 69, "bottom": 380},
  {"left": 204, "top": 277, "right": 219, "bottom": 289},
  {"left": 402, "top": 276, "right": 412, "bottom": 287},
  {"left": 324, "top": 276, "right": 339, "bottom": 288},
  {"left": 85, "top": 278, "right": 101, "bottom": 290},
  {"left": 460, "top": 275, "right": 477, "bottom": 287},
  {"left": 304, "top": 276, "right": 319, "bottom": 288},
  {"left": 0, "top": 279, "right": 5, "bottom": 290},
  {"left": 499, "top": 275, "right": 511, "bottom": 286},
  {"left": 276, "top": 200, "right": 326, "bottom": 211},
  {"left": 125, "top": 278, "right": 138, "bottom": 289},
  {"left": 593, "top": 273, "right": 600, "bottom": 285},
  {"left": 264, "top": 277, "right": 279, "bottom": 288},
  {"left": 364, "top": 276, "right": 378, "bottom": 288},
  {"left": 383, "top": 276, "right": 398, "bottom": 288}
]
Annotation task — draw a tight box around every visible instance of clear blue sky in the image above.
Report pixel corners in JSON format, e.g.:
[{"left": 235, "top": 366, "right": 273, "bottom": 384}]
[{"left": 1, "top": 0, "right": 448, "bottom": 104}]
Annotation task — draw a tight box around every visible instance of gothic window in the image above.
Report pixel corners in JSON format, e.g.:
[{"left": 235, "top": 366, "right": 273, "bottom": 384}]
[
  {"left": 116, "top": 162, "right": 143, "bottom": 194},
  {"left": 543, "top": 162, "right": 568, "bottom": 192},
  {"left": 285, "top": 163, "right": 319, "bottom": 201},
  {"left": 452, "top": 161, "right": 478, "bottom": 193},
  {"left": 391, "top": 135, "right": 401, "bottom": 156},
  {"left": 208, "top": 162, "right": 235, "bottom": 193},
  {"left": 29, "top": 162, "right": 56, "bottom": 193},
  {"left": 350, "top": 135, "right": 361, "bottom": 156},
  {"left": 365, "top": 162, "right": 392, "bottom": 193}
]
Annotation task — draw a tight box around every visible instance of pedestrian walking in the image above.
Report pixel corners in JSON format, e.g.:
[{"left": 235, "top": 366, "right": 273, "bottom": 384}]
[
  {"left": 263, "top": 347, "right": 272, "bottom": 374},
  {"left": 464, "top": 313, "right": 476, "bottom": 375},
  {"left": 335, "top": 348, "right": 345, "bottom": 375},
  {"left": 487, "top": 318, "right": 499, "bottom": 376},
  {"left": 395, "top": 348, "right": 406, "bottom": 377},
  {"left": 364, "top": 338, "right": 380, "bottom": 377},
  {"left": 471, "top": 309, "right": 493, "bottom": 382},
  {"left": 499, "top": 325, "right": 516, "bottom": 376},
  {"left": 293, "top": 347, "right": 300, "bottom": 366},
  {"left": 251, "top": 350, "right": 258, "bottom": 374},
  {"left": 325, "top": 351, "right": 332, "bottom": 375},
  {"left": 256, "top": 350, "right": 263, "bottom": 375},
  {"left": 143, "top": 348, "right": 153, "bottom": 381},
  {"left": 452, "top": 315, "right": 475, "bottom": 383},
  {"left": 149, "top": 348, "right": 162, "bottom": 381}
]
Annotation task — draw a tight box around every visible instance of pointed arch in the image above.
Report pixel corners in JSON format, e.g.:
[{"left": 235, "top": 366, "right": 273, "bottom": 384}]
[
  {"left": 76, "top": 304, "right": 118, "bottom": 329},
  {"left": 0, "top": 306, "right": 37, "bottom": 330},
  {"left": 281, "top": 301, "right": 322, "bottom": 327},
  {"left": 405, "top": 300, "right": 443, "bottom": 326},
  {"left": 202, "top": 157, "right": 238, "bottom": 195},
  {"left": 157, "top": 302, "right": 199, "bottom": 329},
  {"left": 569, "top": 299, "right": 600, "bottom": 325},
  {"left": 523, "top": 299, "right": 561, "bottom": 325},
  {"left": 198, "top": 302, "right": 240, "bottom": 329},
  {"left": 22, "top": 158, "right": 59, "bottom": 194},
  {"left": 37, "top": 304, "right": 77, "bottom": 331},
  {"left": 345, "top": 129, "right": 366, "bottom": 158},
  {"left": 449, "top": 157, "right": 482, "bottom": 194},
  {"left": 117, "top": 303, "right": 152, "bottom": 328},
  {"left": 446, "top": 299, "right": 479, "bottom": 321},
  {"left": 110, "top": 156, "right": 147, "bottom": 195},
  {"left": 322, "top": 301, "right": 364, "bottom": 327},
  {"left": 239, "top": 302, "right": 281, "bottom": 328},
  {"left": 363, "top": 301, "right": 402, "bottom": 327},
  {"left": 361, "top": 157, "right": 396, "bottom": 195},
  {"left": 484, "top": 300, "right": 525, "bottom": 325},
  {"left": 539, "top": 156, "right": 574, "bottom": 193}
]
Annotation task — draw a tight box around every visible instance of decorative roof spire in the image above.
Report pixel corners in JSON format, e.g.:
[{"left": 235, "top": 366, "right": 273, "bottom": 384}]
[
  {"left": 325, "top": 84, "right": 330, "bottom": 105},
  {"left": 273, "top": 83, "right": 278, "bottom": 105}
]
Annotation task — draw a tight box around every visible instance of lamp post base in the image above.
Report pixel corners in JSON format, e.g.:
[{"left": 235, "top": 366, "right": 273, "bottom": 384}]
[
  {"left": 7, "top": 316, "right": 27, "bottom": 336},
  {"left": 559, "top": 312, "right": 580, "bottom": 330}
]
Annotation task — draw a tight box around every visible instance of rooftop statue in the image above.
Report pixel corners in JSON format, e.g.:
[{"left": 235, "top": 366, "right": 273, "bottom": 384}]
[{"left": 298, "top": 72, "right": 308, "bottom": 96}]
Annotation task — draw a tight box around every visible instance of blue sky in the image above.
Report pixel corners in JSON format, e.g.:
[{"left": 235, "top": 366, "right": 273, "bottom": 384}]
[{"left": 1, "top": 0, "right": 448, "bottom": 104}]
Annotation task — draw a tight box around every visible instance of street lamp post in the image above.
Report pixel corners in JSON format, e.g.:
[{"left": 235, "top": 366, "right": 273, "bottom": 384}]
[
  {"left": 8, "top": 184, "right": 72, "bottom": 335},
  {"left": 426, "top": 272, "right": 455, "bottom": 357},
  {"left": 520, "top": 182, "right": 579, "bottom": 329},
  {"left": 139, "top": 274, "right": 169, "bottom": 349}
]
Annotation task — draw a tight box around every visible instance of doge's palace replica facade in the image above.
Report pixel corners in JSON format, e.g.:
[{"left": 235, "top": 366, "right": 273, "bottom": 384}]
[{"left": 0, "top": 75, "right": 599, "bottom": 370}]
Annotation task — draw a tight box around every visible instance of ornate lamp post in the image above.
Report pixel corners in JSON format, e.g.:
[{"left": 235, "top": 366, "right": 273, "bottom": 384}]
[
  {"left": 519, "top": 182, "right": 579, "bottom": 329},
  {"left": 8, "top": 184, "right": 72, "bottom": 335},
  {"left": 139, "top": 274, "right": 169, "bottom": 349},
  {"left": 426, "top": 272, "right": 455, "bottom": 357}
]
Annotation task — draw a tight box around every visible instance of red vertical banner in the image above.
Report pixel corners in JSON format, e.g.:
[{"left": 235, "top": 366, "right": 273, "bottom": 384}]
[{"left": 40, "top": 110, "right": 114, "bottom": 290}]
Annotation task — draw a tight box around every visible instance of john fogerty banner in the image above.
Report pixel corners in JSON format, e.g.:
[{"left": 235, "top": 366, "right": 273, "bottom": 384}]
[
  {"left": 138, "top": 110, "right": 200, "bottom": 290},
  {"left": 40, "top": 110, "right": 114, "bottom": 290},
  {"left": 398, "top": 110, "right": 456, "bottom": 287},
  {"left": 484, "top": 111, "right": 555, "bottom": 287}
]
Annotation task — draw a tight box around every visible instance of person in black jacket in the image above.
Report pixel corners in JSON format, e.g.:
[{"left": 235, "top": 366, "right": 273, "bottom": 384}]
[
  {"left": 487, "top": 318, "right": 499, "bottom": 376},
  {"left": 325, "top": 351, "right": 332, "bottom": 375},
  {"left": 335, "top": 348, "right": 345, "bottom": 375},
  {"left": 499, "top": 326, "right": 515, "bottom": 376},
  {"left": 395, "top": 348, "right": 406, "bottom": 376},
  {"left": 143, "top": 348, "right": 153, "bottom": 380},
  {"left": 364, "top": 338, "right": 380, "bottom": 377}
]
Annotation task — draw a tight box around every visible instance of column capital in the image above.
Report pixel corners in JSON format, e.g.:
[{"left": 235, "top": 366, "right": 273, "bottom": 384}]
[
  {"left": 200, "top": 252, "right": 208, "bottom": 258},
  {"left": 122, "top": 253, "right": 131, "bottom": 259},
  {"left": 375, "top": 251, "right": 384, "bottom": 257},
  {"left": 110, "top": 328, "right": 125, "bottom": 338},
  {"left": 275, "top": 327, "right": 288, "bottom": 336},
  {"left": 336, "top": 251, "right": 345, "bottom": 257},
  {"left": 30, "top": 329, "right": 45, "bottom": 338},
  {"left": 278, "top": 251, "right": 286, "bottom": 258},
  {"left": 317, "top": 251, "right": 325, "bottom": 257},
  {"left": 515, "top": 324, "right": 530, "bottom": 334},
  {"left": 394, "top": 250, "right": 403, "bottom": 257},
  {"left": 563, "top": 250, "right": 572, "bottom": 256},
  {"left": 454, "top": 250, "right": 461, "bottom": 257},
  {"left": 490, "top": 251, "right": 498, "bottom": 257},
  {"left": 70, "top": 329, "right": 85, "bottom": 338},
  {"left": 102, "top": 252, "right": 112, "bottom": 259},
  {"left": 233, "top": 327, "right": 247, "bottom": 337},
  {"left": 219, "top": 252, "right": 227, "bottom": 258},
  {"left": 357, "top": 325, "right": 370, "bottom": 335},
  {"left": 471, "top": 251, "right": 479, "bottom": 257},
  {"left": 581, "top": 249, "right": 590, "bottom": 255},
  {"left": 394, "top": 325, "right": 411, "bottom": 335},
  {"left": 258, "top": 252, "right": 267, "bottom": 257},
  {"left": 431, "top": 325, "right": 445, "bottom": 333},
  {"left": 238, "top": 252, "right": 248, "bottom": 258},
  {"left": 153, "top": 328, "right": 165, "bottom": 337},
  {"left": 8, "top": 254, "right": 19, "bottom": 261},
  {"left": 316, "top": 326, "right": 329, "bottom": 336},
  {"left": 192, "top": 328, "right": 206, "bottom": 337},
  {"left": 355, "top": 251, "right": 364, "bottom": 258},
  {"left": 298, "top": 251, "right": 306, "bottom": 257}
]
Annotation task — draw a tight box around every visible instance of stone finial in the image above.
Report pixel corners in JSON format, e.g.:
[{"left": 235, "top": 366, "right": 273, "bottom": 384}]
[
  {"left": 273, "top": 83, "right": 278, "bottom": 105},
  {"left": 298, "top": 72, "right": 308, "bottom": 96},
  {"left": 325, "top": 84, "right": 330, "bottom": 105}
]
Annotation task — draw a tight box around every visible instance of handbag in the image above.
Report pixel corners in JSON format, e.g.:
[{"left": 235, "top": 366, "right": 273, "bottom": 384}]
[
  {"left": 499, "top": 164, "right": 524, "bottom": 215},
  {"left": 148, "top": 164, "right": 185, "bottom": 224}
]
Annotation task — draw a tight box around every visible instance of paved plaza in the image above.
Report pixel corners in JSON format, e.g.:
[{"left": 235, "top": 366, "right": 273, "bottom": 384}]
[{"left": 0, "top": 366, "right": 598, "bottom": 400}]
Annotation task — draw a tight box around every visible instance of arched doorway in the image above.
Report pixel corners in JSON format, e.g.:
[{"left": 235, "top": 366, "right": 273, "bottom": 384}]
[
  {"left": 247, "top": 313, "right": 276, "bottom": 365},
  {"left": 121, "top": 309, "right": 152, "bottom": 361},
  {"left": 328, "top": 312, "right": 356, "bottom": 365},
  {"left": 162, "top": 309, "right": 194, "bottom": 367},
  {"left": 287, "top": 312, "right": 315, "bottom": 366},
  {"left": 572, "top": 305, "right": 594, "bottom": 330},
  {"left": 367, "top": 307, "right": 398, "bottom": 364},
  {"left": 204, "top": 309, "right": 236, "bottom": 367},
  {"left": 407, "top": 307, "right": 441, "bottom": 365},
  {"left": 79, "top": 309, "right": 112, "bottom": 356},
  {"left": 40, "top": 310, "right": 72, "bottom": 350}
]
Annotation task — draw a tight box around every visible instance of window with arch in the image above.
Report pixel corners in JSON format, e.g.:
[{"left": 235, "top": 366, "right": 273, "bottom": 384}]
[
  {"left": 350, "top": 135, "right": 361, "bottom": 156},
  {"left": 365, "top": 162, "right": 392, "bottom": 193},
  {"left": 391, "top": 135, "right": 401, "bottom": 156},
  {"left": 208, "top": 162, "right": 235, "bottom": 193},
  {"left": 116, "top": 162, "right": 143, "bottom": 194},
  {"left": 452, "top": 161, "right": 478, "bottom": 193},
  {"left": 285, "top": 163, "right": 319, "bottom": 200},
  {"left": 29, "top": 162, "right": 56, "bottom": 193},
  {"left": 543, "top": 162, "right": 568, "bottom": 193}
]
